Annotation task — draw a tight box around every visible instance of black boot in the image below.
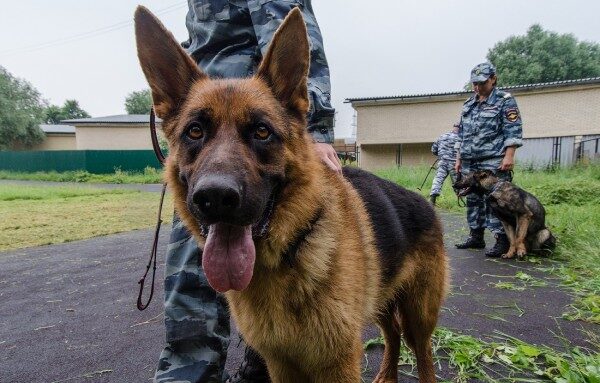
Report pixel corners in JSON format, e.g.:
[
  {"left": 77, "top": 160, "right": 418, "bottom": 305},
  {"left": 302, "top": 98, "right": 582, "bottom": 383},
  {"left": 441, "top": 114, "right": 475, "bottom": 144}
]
[
  {"left": 429, "top": 194, "right": 438, "bottom": 205},
  {"left": 455, "top": 228, "right": 486, "bottom": 249},
  {"left": 226, "top": 346, "right": 270, "bottom": 383},
  {"left": 485, "top": 233, "right": 510, "bottom": 258}
]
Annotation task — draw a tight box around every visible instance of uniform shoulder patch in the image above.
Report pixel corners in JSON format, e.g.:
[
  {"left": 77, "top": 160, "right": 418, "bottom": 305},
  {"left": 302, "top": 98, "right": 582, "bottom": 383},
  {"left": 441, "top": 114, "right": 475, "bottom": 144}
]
[{"left": 505, "top": 107, "right": 520, "bottom": 122}]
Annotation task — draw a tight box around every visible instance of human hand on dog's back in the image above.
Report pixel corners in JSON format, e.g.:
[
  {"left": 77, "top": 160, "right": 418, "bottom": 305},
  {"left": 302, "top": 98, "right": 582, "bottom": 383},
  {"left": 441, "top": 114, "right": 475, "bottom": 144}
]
[{"left": 314, "top": 142, "right": 342, "bottom": 173}]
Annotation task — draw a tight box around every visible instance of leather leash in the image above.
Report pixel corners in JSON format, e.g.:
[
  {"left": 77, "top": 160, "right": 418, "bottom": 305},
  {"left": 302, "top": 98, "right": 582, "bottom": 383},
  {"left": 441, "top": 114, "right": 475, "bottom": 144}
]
[
  {"left": 137, "top": 108, "right": 167, "bottom": 311},
  {"left": 417, "top": 158, "right": 438, "bottom": 191}
]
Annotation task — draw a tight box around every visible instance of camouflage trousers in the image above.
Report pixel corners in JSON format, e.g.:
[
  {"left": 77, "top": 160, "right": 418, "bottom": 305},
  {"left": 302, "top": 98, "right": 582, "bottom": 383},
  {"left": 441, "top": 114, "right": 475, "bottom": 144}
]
[
  {"left": 461, "top": 157, "right": 512, "bottom": 235},
  {"left": 430, "top": 160, "right": 456, "bottom": 196},
  {"left": 154, "top": 217, "right": 230, "bottom": 383},
  {"left": 182, "top": 0, "right": 335, "bottom": 143}
]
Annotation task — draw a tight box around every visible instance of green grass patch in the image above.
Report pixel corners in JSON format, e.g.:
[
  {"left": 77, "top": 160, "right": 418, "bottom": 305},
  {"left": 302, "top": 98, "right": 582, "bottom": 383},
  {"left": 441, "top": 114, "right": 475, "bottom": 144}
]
[
  {"left": 0, "top": 167, "right": 164, "bottom": 184},
  {"left": 486, "top": 272, "right": 549, "bottom": 291},
  {"left": 364, "top": 327, "right": 600, "bottom": 382},
  {"left": 563, "top": 295, "right": 600, "bottom": 325},
  {"left": 0, "top": 184, "right": 132, "bottom": 201},
  {"left": 374, "top": 166, "right": 464, "bottom": 212},
  {"left": 0, "top": 184, "right": 172, "bottom": 251}
]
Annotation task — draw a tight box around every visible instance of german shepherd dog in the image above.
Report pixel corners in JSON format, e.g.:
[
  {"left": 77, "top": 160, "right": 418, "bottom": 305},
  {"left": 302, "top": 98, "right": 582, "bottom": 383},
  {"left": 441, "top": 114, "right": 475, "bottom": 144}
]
[
  {"left": 135, "top": 7, "right": 447, "bottom": 382},
  {"left": 454, "top": 170, "right": 556, "bottom": 259}
]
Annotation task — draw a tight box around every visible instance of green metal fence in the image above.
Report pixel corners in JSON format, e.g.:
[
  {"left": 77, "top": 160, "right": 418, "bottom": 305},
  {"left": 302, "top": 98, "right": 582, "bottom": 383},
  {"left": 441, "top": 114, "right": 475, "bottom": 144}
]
[{"left": 0, "top": 150, "right": 162, "bottom": 173}]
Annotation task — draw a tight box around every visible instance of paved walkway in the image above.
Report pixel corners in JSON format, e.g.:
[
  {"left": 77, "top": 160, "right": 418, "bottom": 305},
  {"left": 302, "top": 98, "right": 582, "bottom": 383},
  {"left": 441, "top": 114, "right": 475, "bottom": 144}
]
[{"left": 0, "top": 211, "right": 596, "bottom": 382}]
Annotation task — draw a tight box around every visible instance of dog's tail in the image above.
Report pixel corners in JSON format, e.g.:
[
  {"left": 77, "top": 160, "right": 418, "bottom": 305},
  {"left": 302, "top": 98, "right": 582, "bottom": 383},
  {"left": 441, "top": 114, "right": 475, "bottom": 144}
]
[{"left": 534, "top": 228, "right": 556, "bottom": 256}]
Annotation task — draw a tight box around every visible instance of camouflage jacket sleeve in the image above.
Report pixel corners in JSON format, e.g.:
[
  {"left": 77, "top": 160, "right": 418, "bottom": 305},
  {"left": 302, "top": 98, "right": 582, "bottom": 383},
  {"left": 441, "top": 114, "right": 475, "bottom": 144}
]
[
  {"left": 500, "top": 95, "right": 523, "bottom": 149},
  {"left": 455, "top": 116, "right": 464, "bottom": 156}
]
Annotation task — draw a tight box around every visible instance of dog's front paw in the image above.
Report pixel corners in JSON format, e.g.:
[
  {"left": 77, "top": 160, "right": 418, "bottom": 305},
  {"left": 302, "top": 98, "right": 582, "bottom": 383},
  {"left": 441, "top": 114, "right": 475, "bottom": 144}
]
[
  {"left": 516, "top": 246, "right": 527, "bottom": 259},
  {"left": 502, "top": 249, "right": 516, "bottom": 259}
]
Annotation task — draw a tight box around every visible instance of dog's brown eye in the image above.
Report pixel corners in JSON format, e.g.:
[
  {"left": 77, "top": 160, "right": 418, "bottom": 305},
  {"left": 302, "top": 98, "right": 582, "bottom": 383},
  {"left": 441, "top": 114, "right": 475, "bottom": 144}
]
[
  {"left": 254, "top": 126, "right": 271, "bottom": 140},
  {"left": 187, "top": 124, "right": 204, "bottom": 140}
]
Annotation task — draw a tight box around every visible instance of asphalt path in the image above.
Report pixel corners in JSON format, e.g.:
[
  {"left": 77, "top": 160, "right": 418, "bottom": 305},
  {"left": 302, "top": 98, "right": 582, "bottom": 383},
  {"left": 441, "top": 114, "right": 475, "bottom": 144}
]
[{"left": 1, "top": 203, "right": 597, "bottom": 382}]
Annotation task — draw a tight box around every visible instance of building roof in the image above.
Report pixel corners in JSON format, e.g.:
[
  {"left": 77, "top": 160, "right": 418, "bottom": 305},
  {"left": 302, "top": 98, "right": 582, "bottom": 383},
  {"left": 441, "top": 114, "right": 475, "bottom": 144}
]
[
  {"left": 345, "top": 77, "right": 600, "bottom": 104},
  {"left": 61, "top": 114, "right": 162, "bottom": 124},
  {"left": 40, "top": 124, "right": 76, "bottom": 134}
]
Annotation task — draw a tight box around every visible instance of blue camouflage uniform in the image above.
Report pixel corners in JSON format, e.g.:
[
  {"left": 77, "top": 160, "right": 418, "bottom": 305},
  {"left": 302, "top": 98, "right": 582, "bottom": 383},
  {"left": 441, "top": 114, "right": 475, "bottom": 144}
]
[
  {"left": 155, "top": 1, "right": 335, "bottom": 382},
  {"left": 456, "top": 63, "right": 523, "bottom": 234},
  {"left": 430, "top": 130, "right": 458, "bottom": 196}
]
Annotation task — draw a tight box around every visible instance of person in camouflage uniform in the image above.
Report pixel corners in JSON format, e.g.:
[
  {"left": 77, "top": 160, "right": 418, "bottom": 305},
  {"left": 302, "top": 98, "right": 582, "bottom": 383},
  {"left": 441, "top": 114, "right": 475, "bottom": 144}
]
[
  {"left": 154, "top": 1, "right": 337, "bottom": 382},
  {"left": 429, "top": 124, "right": 459, "bottom": 205},
  {"left": 454, "top": 62, "right": 523, "bottom": 258}
]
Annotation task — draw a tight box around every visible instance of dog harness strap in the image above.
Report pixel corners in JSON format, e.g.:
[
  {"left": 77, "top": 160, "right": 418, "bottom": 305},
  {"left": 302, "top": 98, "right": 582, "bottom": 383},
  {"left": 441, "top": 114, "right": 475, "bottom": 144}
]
[
  {"left": 137, "top": 182, "right": 167, "bottom": 310},
  {"left": 282, "top": 207, "right": 324, "bottom": 268}
]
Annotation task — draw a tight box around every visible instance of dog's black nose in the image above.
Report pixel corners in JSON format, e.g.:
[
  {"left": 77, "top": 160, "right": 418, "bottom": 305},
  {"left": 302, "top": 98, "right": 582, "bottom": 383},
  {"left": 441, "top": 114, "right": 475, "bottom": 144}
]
[{"left": 192, "top": 175, "right": 241, "bottom": 219}]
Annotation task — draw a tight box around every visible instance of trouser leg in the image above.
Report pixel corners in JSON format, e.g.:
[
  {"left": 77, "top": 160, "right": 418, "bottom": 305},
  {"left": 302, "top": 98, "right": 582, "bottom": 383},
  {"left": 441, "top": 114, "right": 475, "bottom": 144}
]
[
  {"left": 155, "top": 216, "right": 230, "bottom": 383},
  {"left": 430, "top": 161, "right": 450, "bottom": 196},
  {"left": 475, "top": 158, "right": 511, "bottom": 235},
  {"left": 462, "top": 160, "right": 487, "bottom": 230}
]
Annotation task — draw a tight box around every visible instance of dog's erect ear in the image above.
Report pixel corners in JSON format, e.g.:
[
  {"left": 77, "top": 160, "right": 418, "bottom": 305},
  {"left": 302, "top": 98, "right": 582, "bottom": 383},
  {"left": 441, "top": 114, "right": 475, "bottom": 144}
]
[
  {"left": 256, "top": 8, "right": 310, "bottom": 118},
  {"left": 134, "top": 6, "right": 206, "bottom": 120},
  {"left": 475, "top": 170, "right": 496, "bottom": 182}
]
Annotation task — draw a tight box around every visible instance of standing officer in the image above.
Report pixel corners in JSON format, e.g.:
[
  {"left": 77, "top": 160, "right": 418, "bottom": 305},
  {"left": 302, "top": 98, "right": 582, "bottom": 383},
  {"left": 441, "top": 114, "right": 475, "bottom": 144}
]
[
  {"left": 429, "top": 123, "right": 459, "bottom": 205},
  {"left": 454, "top": 62, "right": 523, "bottom": 257}
]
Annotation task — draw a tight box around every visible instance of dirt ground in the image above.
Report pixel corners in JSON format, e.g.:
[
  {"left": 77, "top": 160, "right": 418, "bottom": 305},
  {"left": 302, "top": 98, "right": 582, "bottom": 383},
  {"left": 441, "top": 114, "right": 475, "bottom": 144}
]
[{"left": 1, "top": 211, "right": 597, "bottom": 382}]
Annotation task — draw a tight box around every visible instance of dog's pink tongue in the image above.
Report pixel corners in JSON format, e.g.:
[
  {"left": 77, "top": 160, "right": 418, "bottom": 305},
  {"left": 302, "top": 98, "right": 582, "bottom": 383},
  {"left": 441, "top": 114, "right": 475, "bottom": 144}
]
[{"left": 202, "top": 223, "right": 255, "bottom": 293}]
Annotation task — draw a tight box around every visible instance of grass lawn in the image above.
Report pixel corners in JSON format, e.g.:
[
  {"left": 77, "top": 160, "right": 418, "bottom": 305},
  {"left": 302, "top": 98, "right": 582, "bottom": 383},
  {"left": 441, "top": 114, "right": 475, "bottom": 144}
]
[
  {"left": 0, "top": 167, "right": 164, "bottom": 184},
  {"left": 0, "top": 184, "right": 172, "bottom": 251}
]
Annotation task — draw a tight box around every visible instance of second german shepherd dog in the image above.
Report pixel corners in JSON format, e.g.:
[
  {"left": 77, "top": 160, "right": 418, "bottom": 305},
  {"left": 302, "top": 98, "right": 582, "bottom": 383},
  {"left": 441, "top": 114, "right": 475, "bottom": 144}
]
[
  {"left": 454, "top": 170, "right": 556, "bottom": 259},
  {"left": 135, "top": 7, "right": 448, "bottom": 382}
]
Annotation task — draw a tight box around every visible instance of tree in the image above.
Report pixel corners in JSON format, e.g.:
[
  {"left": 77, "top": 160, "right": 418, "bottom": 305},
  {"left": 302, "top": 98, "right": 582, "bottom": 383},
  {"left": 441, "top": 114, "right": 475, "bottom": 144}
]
[
  {"left": 44, "top": 105, "right": 64, "bottom": 125},
  {"left": 488, "top": 24, "right": 600, "bottom": 86},
  {"left": 0, "top": 66, "right": 46, "bottom": 150},
  {"left": 125, "top": 89, "right": 152, "bottom": 114},
  {"left": 61, "top": 99, "right": 90, "bottom": 120},
  {"left": 44, "top": 99, "right": 90, "bottom": 124}
]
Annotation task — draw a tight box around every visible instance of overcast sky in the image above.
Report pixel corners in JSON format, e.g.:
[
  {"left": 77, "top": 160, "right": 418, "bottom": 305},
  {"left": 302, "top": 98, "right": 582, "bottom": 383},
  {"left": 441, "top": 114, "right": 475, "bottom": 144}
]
[{"left": 1, "top": 1, "right": 600, "bottom": 138}]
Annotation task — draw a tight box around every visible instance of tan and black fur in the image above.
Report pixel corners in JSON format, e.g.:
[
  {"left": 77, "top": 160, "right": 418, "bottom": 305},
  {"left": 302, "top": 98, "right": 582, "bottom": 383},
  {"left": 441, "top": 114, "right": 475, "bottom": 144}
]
[
  {"left": 135, "top": 6, "right": 448, "bottom": 382},
  {"left": 454, "top": 170, "right": 556, "bottom": 259}
]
